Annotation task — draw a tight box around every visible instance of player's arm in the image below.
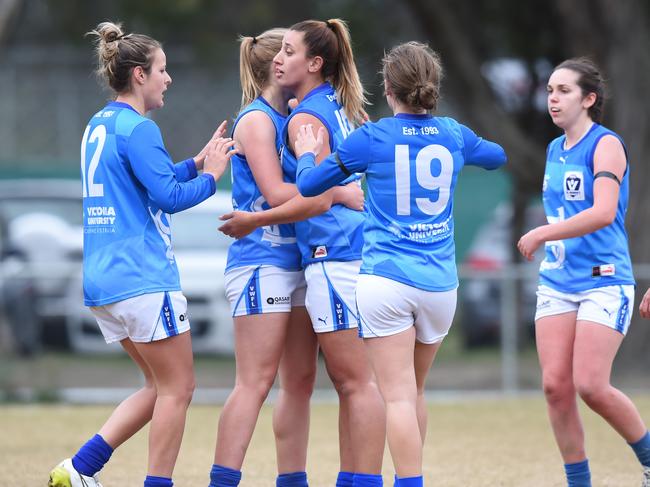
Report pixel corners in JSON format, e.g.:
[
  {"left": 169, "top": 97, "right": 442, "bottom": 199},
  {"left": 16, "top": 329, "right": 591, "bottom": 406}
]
[
  {"left": 460, "top": 124, "right": 507, "bottom": 170},
  {"left": 236, "top": 111, "right": 298, "bottom": 206},
  {"left": 517, "top": 134, "right": 625, "bottom": 261},
  {"left": 128, "top": 121, "right": 219, "bottom": 213},
  {"left": 218, "top": 113, "right": 363, "bottom": 239},
  {"left": 295, "top": 124, "right": 370, "bottom": 197},
  {"left": 639, "top": 287, "right": 650, "bottom": 319}
]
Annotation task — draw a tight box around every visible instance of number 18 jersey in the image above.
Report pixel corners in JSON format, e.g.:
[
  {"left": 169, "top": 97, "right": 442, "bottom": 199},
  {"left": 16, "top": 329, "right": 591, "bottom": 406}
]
[{"left": 281, "top": 83, "right": 366, "bottom": 266}]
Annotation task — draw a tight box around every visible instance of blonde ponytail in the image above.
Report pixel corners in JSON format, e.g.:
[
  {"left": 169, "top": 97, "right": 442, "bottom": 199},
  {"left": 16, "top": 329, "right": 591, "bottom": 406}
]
[{"left": 238, "top": 28, "right": 287, "bottom": 110}]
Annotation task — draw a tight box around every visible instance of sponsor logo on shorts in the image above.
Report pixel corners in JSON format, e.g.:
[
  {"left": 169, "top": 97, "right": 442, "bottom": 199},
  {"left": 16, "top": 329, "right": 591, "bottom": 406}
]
[
  {"left": 334, "top": 302, "right": 345, "bottom": 326},
  {"left": 179, "top": 313, "right": 186, "bottom": 321},
  {"left": 266, "top": 296, "right": 291, "bottom": 305},
  {"left": 537, "top": 299, "right": 551, "bottom": 310},
  {"left": 602, "top": 307, "right": 615, "bottom": 318},
  {"left": 312, "top": 245, "right": 328, "bottom": 259}
]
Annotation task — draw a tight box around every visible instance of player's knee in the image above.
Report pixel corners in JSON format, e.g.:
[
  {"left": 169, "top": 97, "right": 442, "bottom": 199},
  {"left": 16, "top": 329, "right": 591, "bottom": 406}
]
[
  {"left": 329, "top": 371, "right": 373, "bottom": 398},
  {"left": 281, "top": 368, "right": 316, "bottom": 398},
  {"left": 237, "top": 377, "right": 275, "bottom": 403},
  {"left": 163, "top": 378, "right": 195, "bottom": 406},
  {"left": 542, "top": 374, "right": 574, "bottom": 405},
  {"left": 574, "top": 377, "right": 608, "bottom": 407}
]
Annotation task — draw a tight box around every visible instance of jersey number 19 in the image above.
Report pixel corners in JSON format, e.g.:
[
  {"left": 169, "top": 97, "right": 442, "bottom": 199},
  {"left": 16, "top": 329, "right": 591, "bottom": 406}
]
[{"left": 394, "top": 144, "right": 453, "bottom": 216}]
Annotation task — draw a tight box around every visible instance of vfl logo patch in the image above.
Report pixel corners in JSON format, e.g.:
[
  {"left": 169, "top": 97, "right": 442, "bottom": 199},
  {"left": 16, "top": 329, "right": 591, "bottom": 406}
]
[{"left": 563, "top": 171, "right": 584, "bottom": 201}]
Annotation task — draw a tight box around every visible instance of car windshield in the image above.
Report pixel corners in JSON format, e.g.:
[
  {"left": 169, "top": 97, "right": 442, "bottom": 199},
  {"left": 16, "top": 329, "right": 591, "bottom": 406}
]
[
  {"left": 171, "top": 211, "right": 233, "bottom": 251},
  {"left": 0, "top": 198, "right": 83, "bottom": 227}
]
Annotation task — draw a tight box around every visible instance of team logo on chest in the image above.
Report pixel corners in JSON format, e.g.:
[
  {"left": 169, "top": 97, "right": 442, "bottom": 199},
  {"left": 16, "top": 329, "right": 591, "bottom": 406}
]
[{"left": 563, "top": 171, "right": 584, "bottom": 201}]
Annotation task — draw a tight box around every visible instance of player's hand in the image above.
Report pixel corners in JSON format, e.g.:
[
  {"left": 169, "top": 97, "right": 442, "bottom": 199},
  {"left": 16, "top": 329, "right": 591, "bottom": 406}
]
[
  {"left": 332, "top": 181, "right": 364, "bottom": 211},
  {"left": 218, "top": 210, "right": 258, "bottom": 239},
  {"left": 294, "top": 124, "right": 325, "bottom": 158},
  {"left": 639, "top": 288, "right": 650, "bottom": 319},
  {"left": 517, "top": 227, "right": 544, "bottom": 261},
  {"left": 193, "top": 120, "right": 228, "bottom": 170},
  {"left": 203, "top": 137, "right": 237, "bottom": 182},
  {"left": 360, "top": 109, "right": 370, "bottom": 124}
]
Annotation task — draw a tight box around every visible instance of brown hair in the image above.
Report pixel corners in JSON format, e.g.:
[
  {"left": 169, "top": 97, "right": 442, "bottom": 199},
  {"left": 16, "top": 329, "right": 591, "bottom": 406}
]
[
  {"left": 554, "top": 57, "right": 606, "bottom": 123},
  {"left": 238, "top": 28, "right": 287, "bottom": 109},
  {"left": 289, "top": 19, "right": 368, "bottom": 125},
  {"left": 382, "top": 41, "right": 443, "bottom": 112},
  {"left": 86, "top": 21, "right": 161, "bottom": 94}
]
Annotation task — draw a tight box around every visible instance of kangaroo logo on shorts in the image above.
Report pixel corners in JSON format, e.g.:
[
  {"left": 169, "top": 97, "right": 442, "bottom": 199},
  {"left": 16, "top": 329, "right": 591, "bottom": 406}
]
[{"left": 563, "top": 171, "right": 584, "bottom": 201}]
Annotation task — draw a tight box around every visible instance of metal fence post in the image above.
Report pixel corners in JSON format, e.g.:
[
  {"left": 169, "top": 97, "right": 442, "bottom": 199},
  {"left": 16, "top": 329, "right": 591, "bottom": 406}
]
[{"left": 500, "top": 266, "right": 518, "bottom": 392}]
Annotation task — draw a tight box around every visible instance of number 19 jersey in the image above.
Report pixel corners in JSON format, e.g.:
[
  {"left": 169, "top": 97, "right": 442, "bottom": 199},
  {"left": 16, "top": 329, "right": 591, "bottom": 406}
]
[{"left": 297, "top": 113, "right": 506, "bottom": 291}]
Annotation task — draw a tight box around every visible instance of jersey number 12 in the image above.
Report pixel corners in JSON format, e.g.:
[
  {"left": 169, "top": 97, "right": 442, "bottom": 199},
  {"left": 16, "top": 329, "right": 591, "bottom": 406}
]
[{"left": 81, "top": 124, "right": 107, "bottom": 198}]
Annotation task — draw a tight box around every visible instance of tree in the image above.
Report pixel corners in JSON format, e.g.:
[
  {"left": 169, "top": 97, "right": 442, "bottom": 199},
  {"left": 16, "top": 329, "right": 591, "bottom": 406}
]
[{"left": 402, "top": 0, "right": 650, "bottom": 364}]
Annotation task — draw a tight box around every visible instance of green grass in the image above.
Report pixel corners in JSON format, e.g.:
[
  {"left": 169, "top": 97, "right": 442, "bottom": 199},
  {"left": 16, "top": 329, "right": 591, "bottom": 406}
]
[{"left": 4, "top": 396, "right": 650, "bottom": 486}]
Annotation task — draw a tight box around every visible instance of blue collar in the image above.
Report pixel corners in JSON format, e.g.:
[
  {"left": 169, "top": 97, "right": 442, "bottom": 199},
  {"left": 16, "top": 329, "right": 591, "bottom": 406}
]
[
  {"left": 395, "top": 112, "right": 433, "bottom": 120},
  {"left": 106, "top": 101, "right": 140, "bottom": 114},
  {"left": 302, "top": 82, "right": 333, "bottom": 102}
]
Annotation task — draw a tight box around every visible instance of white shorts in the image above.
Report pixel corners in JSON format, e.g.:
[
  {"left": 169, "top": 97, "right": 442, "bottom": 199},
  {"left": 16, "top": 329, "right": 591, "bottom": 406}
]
[
  {"left": 225, "top": 265, "right": 306, "bottom": 317},
  {"left": 304, "top": 260, "right": 360, "bottom": 333},
  {"left": 90, "top": 291, "right": 190, "bottom": 344},
  {"left": 356, "top": 274, "right": 457, "bottom": 344},
  {"left": 535, "top": 284, "right": 634, "bottom": 335}
]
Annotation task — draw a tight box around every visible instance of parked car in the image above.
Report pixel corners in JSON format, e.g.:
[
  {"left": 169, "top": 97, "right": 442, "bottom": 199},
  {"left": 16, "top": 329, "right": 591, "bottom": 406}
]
[
  {"left": 0, "top": 179, "right": 83, "bottom": 350},
  {"left": 0, "top": 211, "right": 40, "bottom": 355},
  {"left": 458, "top": 202, "right": 546, "bottom": 348},
  {"left": 65, "top": 190, "right": 235, "bottom": 355}
]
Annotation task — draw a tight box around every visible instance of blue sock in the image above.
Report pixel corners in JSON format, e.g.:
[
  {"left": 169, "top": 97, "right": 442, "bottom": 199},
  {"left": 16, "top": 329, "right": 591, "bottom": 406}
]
[
  {"left": 336, "top": 471, "right": 354, "bottom": 487},
  {"left": 353, "top": 472, "right": 383, "bottom": 486},
  {"left": 395, "top": 476, "right": 422, "bottom": 487},
  {"left": 144, "top": 476, "right": 173, "bottom": 487},
  {"left": 393, "top": 474, "right": 399, "bottom": 487},
  {"left": 276, "top": 471, "right": 308, "bottom": 486},
  {"left": 209, "top": 464, "right": 242, "bottom": 487},
  {"left": 71, "top": 434, "right": 114, "bottom": 477},
  {"left": 629, "top": 431, "right": 650, "bottom": 467},
  {"left": 564, "top": 460, "right": 591, "bottom": 487}
]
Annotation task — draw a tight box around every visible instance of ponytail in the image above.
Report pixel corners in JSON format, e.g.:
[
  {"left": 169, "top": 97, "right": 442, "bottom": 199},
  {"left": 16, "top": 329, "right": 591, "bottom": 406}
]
[
  {"left": 325, "top": 19, "right": 368, "bottom": 125},
  {"left": 238, "top": 28, "right": 287, "bottom": 109},
  {"left": 290, "top": 19, "right": 368, "bottom": 125}
]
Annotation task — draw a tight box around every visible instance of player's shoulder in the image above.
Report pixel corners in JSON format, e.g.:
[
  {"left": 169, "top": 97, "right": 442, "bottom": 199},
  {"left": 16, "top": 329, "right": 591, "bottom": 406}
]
[{"left": 114, "top": 107, "right": 152, "bottom": 137}]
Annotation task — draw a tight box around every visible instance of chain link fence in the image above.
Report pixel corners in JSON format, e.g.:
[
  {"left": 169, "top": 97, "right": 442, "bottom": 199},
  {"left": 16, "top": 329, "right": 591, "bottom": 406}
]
[{"left": 0, "top": 46, "right": 242, "bottom": 177}]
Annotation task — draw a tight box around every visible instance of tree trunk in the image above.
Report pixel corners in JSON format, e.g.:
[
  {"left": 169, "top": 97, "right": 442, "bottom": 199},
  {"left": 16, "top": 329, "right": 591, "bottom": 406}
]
[{"left": 555, "top": 0, "right": 650, "bottom": 366}]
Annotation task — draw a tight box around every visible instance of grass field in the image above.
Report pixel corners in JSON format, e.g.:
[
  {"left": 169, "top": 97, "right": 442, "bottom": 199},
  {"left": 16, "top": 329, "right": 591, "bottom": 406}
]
[{"left": 3, "top": 395, "right": 650, "bottom": 486}]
